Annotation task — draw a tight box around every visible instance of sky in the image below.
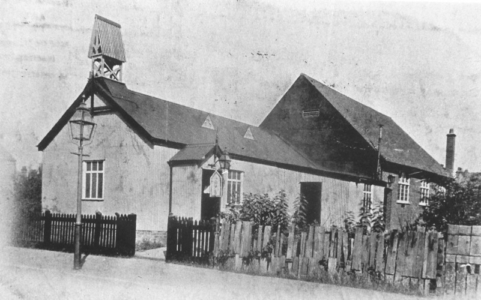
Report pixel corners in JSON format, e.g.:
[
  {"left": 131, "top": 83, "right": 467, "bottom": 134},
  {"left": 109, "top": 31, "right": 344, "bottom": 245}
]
[{"left": 0, "top": 0, "right": 480, "bottom": 173}]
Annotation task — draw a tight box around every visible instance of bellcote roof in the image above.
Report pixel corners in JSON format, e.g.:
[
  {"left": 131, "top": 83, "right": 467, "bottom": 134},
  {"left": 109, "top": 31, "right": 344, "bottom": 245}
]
[{"left": 88, "top": 15, "right": 126, "bottom": 62}]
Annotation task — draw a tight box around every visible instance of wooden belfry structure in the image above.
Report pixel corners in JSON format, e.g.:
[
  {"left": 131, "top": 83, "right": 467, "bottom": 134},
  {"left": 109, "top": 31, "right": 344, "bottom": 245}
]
[{"left": 88, "top": 15, "right": 126, "bottom": 82}]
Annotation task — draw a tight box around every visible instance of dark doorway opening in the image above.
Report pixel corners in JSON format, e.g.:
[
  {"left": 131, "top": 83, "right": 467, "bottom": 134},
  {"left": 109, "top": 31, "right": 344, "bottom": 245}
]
[
  {"left": 201, "top": 169, "right": 220, "bottom": 220},
  {"left": 300, "top": 182, "right": 322, "bottom": 225}
]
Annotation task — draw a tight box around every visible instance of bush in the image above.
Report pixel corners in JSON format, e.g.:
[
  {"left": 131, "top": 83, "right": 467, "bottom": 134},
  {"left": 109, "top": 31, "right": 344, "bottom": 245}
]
[
  {"left": 220, "top": 190, "right": 290, "bottom": 232},
  {"left": 13, "top": 166, "right": 42, "bottom": 225},
  {"left": 419, "top": 181, "right": 481, "bottom": 232}
]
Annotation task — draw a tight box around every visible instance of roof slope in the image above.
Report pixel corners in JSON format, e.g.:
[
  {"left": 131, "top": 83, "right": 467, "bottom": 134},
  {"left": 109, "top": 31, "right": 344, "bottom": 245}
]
[
  {"left": 302, "top": 74, "right": 447, "bottom": 177},
  {"left": 88, "top": 15, "right": 126, "bottom": 62},
  {"left": 99, "top": 79, "right": 320, "bottom": 171}
]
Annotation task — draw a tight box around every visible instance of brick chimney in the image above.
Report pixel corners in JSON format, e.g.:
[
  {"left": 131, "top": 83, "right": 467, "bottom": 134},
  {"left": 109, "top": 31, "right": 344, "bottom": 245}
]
[{"left": 445, "top": 129, "right": 456, "bottom": 177}]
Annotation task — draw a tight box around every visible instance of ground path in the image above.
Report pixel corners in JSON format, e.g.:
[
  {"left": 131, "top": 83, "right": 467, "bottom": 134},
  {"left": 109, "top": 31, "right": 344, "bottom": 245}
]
[{"left": 0, "top": 246, "right": 443, "bottom": 300}]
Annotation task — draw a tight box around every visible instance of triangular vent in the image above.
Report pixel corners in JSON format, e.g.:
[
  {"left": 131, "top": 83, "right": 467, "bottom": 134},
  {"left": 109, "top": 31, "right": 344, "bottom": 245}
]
[
  {"left": 202, "top": 115, "right": 214, "bottom": 130},
  {"left": 244, "top": 127, "right": 254, "bottom": 140}
]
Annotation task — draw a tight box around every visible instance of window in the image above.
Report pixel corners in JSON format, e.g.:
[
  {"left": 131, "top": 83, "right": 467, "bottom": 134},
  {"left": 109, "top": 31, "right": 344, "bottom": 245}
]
[
  {"left": 362, "top": 184, "right": 372, "bottom": 213},
  {"left": 83, "top": 160, "right": 104, "bottom": 200},
  {"left": 227, "top": 170, "right": 243, "bottom": 204},
  {"left": 302, "top": 109, "right": 320, "bottom": 119},
  {"left": 397, "top": 173, "right": 410, "bottom": 203},
  {"left": 420, "top": 180, "right": 430, "bottom": 206}
]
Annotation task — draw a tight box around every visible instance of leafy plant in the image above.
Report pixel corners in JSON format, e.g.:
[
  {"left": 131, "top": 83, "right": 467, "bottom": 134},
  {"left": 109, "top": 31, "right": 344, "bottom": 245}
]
[
  {"left": 419, "top": 180, "right": 481, "bottom": 232},
  {"left": 12, "top": 166, "right": 42, "bottom": 233},
  {"left": 219, "top": 190, "right": 290, "bottom": 232},
  {"left": 292, "top": 194, "right": 308, "bottom": 231},
  {"left": 343, "top": 211, "right": 356, "bottom": 235}
]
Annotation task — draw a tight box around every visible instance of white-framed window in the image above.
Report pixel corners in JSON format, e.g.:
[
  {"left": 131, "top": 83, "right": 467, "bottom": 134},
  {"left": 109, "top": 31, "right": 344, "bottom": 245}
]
[
  {"left": 227, "top": 170, "right": 243, "bottom": 204},
  {"left": 83, "top": 160, "right": 104, "bottom": 200},
  {"left": 397, "top": 173, "right": 410, "bottom": 203},
  {"left": 420, "top": 180, "right": 430, "bottom": 206},
  {"left": 362, "top": 184, "right": 372, "bottom": 213}
]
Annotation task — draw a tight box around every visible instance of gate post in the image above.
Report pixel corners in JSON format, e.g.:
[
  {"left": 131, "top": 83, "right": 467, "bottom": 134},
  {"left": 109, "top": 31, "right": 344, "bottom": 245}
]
[
  {"left": 94, "top": 211, "right": 102, "bottom": 248},
  {"left": 44, "top": 210, "right": 52, "bottom": 246}
]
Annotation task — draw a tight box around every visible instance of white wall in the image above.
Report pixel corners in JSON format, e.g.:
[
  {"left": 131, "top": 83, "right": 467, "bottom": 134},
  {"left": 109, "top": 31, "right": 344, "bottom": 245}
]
[
  {"left": 200, "top": 158, "right": 384, "bottom": 227},
  {"left": 42, "top": 110, "right": 177, "bottom": 231}
]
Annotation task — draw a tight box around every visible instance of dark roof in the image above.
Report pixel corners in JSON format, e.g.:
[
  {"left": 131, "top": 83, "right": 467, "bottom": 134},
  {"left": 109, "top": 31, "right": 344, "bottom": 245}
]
[
  {"left": 98, "top": 78, "right": 320, "bottom": 171},
  {"left": 88, "top": 15, "right": 126, "bottom": 62},
  {"left": 169, "top": 144, "right": 216, "bottom": 163},
  {"left": 39, "top": 74, "right": 448, "bottom": 180},
  {"left": 302, "top": 74, "right": 447, "bottom": 177}
]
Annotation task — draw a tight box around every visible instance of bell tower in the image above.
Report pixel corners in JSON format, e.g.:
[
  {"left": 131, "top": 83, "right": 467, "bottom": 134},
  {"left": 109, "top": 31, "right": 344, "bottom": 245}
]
[{"left": 88, "top": 15, "right": 126, "bottom": 82}]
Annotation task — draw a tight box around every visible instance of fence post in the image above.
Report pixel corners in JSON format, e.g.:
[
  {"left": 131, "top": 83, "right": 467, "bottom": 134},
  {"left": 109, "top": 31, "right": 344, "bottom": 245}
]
[
  {"left": 44, "top": 210, "right": 51, "bottom": 246},
  {"left": 128, "top": 214, "right": 136, "bottom": 256},
  {"left": 94, "top": 212, "right": 102, "bottom": 249}
]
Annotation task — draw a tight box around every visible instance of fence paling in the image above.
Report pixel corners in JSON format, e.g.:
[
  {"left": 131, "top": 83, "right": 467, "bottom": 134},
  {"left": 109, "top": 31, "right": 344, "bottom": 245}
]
[
  {"left": 15, "top": 210, "right": 136, "bottom": 256},
  {"left": 168, "top": 216, "right": 481, "bottom": 295}
]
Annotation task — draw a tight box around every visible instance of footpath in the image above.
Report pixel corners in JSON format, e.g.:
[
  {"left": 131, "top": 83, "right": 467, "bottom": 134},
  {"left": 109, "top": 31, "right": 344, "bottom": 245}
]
[{"left": 0, "top": 246, "right": 443, "bottom": 300}]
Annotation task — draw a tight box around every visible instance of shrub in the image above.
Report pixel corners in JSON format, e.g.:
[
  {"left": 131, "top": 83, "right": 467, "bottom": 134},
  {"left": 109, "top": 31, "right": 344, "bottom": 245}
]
[
  {"left": 291, "top": 194, "right": 309, "bottom": 231},
  {"left": 12, "top": 166, "right": 42, "bottom": 227},
  {"left": 419, "top": 181, "right": 481, "bottom": 232},
  {"left": 219, "top": 190, "right": 290, "bottom": 232}
]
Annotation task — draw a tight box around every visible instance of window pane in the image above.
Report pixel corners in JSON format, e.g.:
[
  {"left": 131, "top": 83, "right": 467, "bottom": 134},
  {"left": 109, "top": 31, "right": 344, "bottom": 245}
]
[
  {"left": 227, "top": 182, "right": 232, "bottom": 203},
  {"left": 99, "top": 161, "right": 103, "bottom": 171},
  {"left": 85, "top": 173, "right": 91, "bottom": 198},
  {"left": 92, "top": 173, "right": 97, "bottom": 198},
  {"left": 236, "top": 182, "right": 241, "bottom": 202},
  {"left": 98, "top": 173, "right": 103, "bottom": 198},
  {"left": 228, "top": 171, "right": 232, "bottom": 180},
  {"left": 87, "top": 162, "right": 91, "bottom": 171},
  {"left": 92, "top": 162, "right": 97, "bottom": 171}
]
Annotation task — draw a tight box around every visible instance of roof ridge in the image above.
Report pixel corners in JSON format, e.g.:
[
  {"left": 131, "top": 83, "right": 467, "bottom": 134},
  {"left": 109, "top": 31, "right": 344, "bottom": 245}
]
[
  {"left": 300, "top": 73, "right": 392, "bottom": 120},
  {"left": 117, "top": 82, "right": 260, "bottom": 128}
]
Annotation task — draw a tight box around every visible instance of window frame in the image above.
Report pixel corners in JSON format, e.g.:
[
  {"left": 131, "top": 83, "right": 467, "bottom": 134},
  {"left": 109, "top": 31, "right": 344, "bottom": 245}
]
[
  {"left": 397, "top": 173, "right": 410, "bottom": 204},
  {"left": 419, "top": 180, "right": 430, "bottom": 206},
  {"left": 362, "top": 184, "right": 373, "bottom": 213},
  {"left": 82, "top": 160, "right": 105, "bottom": 201},
  {"left": 227, "top": 170, "right": 243, "bottom": 205}
]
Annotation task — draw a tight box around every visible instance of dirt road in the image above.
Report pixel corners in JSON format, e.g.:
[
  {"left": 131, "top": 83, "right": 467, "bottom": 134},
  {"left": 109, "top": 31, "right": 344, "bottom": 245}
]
[{"left": 0, "top": 246, "right": 429, "bottom": 300}]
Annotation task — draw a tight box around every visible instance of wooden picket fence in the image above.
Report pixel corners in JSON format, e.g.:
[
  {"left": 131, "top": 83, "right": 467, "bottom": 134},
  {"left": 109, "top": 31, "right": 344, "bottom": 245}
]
[
  {"left": 15, "top": 210, "right": 137, "bottom": 256},
  {"left": 166, "top": 216, "right": 216, "bottom": 263},
  {"left": 167, "top": 216, "right": 481, "bottom": 296}
]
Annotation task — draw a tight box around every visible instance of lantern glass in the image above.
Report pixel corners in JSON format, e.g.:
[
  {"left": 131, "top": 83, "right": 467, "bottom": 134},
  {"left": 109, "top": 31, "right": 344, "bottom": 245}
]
[
  {"left": 218, "top": 152, "right": 231, "bottom": 171},
  {"left": 69, "top": 102, "right": 96, "bottom": 141}
]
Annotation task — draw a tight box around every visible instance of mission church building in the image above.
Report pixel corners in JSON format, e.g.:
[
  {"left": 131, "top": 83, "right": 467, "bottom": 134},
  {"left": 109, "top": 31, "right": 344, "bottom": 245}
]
[{"left": 38, "top": 15, "right": 451, "bottom": 243}]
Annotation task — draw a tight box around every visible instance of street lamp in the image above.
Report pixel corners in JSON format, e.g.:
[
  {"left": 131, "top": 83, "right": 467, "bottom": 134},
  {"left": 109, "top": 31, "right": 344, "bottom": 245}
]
[{"left": 69, "top": 100, "right": 96, "bottom": 270}]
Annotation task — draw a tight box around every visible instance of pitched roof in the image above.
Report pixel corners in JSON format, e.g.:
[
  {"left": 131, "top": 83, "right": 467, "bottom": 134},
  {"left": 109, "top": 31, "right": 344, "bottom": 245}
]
[
  {"left": 301, "top": 74, "right": 447, "bottom": 177},
  {"left": 88, "top": 15, "right": 126, "bottom": 62},
  {"left": 169, "top": 144, "right": 216, "bottom": 163},
  {"left": 39, "top": 74, "right": 448, "bottom": 180},
  {"left": 98, "top": 78, "right": 322, "bottom": 172}
]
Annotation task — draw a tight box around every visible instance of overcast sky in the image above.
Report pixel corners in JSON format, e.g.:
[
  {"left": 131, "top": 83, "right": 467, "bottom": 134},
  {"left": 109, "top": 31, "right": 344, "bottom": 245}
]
[{"left": 1, "top": 0, "right": 480, "bottom": 173}]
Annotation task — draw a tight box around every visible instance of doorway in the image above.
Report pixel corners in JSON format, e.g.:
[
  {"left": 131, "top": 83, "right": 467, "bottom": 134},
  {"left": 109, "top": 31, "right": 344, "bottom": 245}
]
[
  {"left": 300, "top": 182, "right": 322, "bottom": 225},
  {"left": 201, "top": 169, "right": 221, "bottom": 220}
]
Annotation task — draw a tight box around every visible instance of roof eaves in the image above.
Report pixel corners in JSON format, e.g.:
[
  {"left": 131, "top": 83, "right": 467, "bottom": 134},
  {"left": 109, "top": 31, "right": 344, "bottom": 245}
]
[
  {"left": 37, "top": 82, "right": 93, "bottom": 151},
  {"left": 93, "top": 78, "right": 155, "bottom": 144}
]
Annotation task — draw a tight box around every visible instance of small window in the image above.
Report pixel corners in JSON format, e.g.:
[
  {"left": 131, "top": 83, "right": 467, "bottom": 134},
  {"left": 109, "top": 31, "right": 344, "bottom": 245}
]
[
  {"left": 202, "top": 115, "right": 215, "bottom": 130},
  {"left": 227, "top": 170, "right": 243, "bottom": 204},
  {"left": 83, "top": 160, "right": 104, "bottom": 200},
  {"left": 244, "top": 127, "right": 254, "bottom": 140},
  {"left": 420, "top": 180, "right": 430, "bottom": 206},
  {"left": 363, "top": 184, "right": 372, "bottom": 213},
  {"left": 397, "top": 173, "right": 410, "bottom": 203},
  {"left": 302, "top": 109, "right": 320, "bottom": 119}
]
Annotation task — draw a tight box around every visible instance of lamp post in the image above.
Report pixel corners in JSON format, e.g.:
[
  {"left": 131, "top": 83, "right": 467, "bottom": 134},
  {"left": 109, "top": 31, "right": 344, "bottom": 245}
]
[{"left": 69, "top": 100, "right": 96, "bottom": 270}]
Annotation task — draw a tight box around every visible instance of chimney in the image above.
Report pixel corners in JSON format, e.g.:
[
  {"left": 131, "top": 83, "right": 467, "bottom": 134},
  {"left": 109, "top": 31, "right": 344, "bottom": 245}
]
[{"left": 445, "top": 129, "right": 456, "bottom": 177}]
